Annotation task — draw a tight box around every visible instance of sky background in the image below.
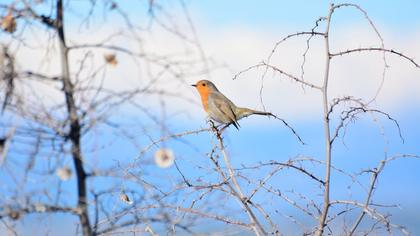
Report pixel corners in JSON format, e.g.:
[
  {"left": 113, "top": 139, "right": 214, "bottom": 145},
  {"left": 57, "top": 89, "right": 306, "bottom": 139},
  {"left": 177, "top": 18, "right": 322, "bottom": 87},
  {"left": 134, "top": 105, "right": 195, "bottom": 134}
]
[{"left": 1, "top": 0, "right": 420, "bottom": 235}]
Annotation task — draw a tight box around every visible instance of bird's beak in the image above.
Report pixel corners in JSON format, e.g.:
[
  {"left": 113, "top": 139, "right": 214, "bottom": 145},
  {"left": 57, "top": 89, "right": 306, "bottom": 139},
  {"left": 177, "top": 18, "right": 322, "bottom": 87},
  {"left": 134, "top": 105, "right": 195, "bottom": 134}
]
[{"left": 191, "top": 84, "right": 197, "bottom": 87}]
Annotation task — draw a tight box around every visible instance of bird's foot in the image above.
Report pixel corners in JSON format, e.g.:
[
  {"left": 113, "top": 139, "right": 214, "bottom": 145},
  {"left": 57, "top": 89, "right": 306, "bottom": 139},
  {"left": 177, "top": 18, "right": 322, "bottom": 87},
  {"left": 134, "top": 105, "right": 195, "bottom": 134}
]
[{"left": 208, "top": 120, "right": 224, "bottom": 138}]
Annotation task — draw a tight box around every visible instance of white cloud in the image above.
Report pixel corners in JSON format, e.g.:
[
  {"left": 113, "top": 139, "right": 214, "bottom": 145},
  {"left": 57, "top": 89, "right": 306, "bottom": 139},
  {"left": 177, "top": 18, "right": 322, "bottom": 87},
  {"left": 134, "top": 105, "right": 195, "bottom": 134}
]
[{"left": 7, "top": 21, "right": 420, "bottom": 124}]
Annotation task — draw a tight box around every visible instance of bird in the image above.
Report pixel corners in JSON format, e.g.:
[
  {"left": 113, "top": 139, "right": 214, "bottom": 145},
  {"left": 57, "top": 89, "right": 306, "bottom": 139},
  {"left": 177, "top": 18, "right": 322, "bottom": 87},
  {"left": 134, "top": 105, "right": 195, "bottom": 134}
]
[{"left": 192, "top": 80, "right": 274, "bottom": 130}]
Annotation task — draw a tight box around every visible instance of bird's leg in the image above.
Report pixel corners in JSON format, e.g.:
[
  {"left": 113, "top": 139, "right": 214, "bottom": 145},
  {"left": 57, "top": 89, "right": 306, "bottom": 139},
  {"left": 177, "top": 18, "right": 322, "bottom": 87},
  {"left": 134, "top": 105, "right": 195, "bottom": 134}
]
[
  {"left": 208, "top": 119, "right": 218, "bottom": 132},
  {"left": 208, "top": 120, "right": 224, "bottom": 139},
  {"left": 207, "top": 119, "right": 224, "bottom": 131}
]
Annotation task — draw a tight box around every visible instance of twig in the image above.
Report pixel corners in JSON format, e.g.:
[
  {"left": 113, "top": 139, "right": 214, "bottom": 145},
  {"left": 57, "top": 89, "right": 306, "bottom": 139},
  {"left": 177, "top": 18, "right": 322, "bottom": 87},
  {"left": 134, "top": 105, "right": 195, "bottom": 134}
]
[
  {"left": 349, "top": 154, "right": 420, "bottom": 235},
  {"left": 233, "top": 62, "right": 322, "bottom": 90},
  {"left": 331, "top": 48, "right": 419, "bottom": 68},
  {"left": 210, "top": 122, "right": 270, "bottom": 236}
]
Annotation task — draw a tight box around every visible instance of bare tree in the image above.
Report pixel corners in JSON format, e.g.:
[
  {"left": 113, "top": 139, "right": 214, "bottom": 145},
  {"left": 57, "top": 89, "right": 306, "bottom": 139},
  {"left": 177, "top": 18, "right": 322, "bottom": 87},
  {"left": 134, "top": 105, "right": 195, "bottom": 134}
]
[{"left": 0, "top": 0, "right": 212, "bottom": 235}]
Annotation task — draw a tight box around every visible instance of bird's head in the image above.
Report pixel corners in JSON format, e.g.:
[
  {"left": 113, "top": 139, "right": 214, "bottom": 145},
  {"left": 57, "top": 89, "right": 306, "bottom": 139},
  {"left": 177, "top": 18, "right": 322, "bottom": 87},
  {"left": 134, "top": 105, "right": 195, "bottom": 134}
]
[{"left": 191, "top": 80, "right": 218, "bottom": 95}]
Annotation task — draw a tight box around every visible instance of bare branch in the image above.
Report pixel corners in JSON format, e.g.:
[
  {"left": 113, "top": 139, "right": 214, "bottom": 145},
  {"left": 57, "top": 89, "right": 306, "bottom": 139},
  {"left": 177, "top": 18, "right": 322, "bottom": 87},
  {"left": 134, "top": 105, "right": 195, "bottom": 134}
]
[
  {"left": 233, "top": 62, "right": 322, "bottom": 90},
  {"left": 331, "top": 48, "right": 420, "bottom": 68}
]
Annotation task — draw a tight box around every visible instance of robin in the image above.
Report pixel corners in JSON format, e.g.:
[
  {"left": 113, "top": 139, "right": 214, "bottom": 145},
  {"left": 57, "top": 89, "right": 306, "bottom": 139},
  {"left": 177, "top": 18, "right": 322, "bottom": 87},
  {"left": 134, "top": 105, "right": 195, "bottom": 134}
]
[{"left": 192, "top": 80, "right": 274, "bottom": 130}]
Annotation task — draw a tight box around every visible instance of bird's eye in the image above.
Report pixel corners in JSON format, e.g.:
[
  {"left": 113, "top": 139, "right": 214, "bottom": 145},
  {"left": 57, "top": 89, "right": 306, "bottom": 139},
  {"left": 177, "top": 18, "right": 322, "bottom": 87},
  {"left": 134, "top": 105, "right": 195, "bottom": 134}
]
[{"left": 202, "top": 83, "right": 206, "bottom": 86}]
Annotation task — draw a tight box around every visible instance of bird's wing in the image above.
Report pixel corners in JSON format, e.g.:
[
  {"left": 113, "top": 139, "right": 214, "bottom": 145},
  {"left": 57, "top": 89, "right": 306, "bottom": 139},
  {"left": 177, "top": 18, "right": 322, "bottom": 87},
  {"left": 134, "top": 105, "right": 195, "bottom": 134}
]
[{"left": 208, "top": 93, "right": 240, "bottom": 129}]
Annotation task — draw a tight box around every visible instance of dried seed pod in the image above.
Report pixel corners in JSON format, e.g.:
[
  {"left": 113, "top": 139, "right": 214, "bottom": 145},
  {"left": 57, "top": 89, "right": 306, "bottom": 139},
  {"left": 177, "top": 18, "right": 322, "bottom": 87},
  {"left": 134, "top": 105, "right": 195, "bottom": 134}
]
[{"left": 154, "top": 148, "right": 175, "bottom": 168}]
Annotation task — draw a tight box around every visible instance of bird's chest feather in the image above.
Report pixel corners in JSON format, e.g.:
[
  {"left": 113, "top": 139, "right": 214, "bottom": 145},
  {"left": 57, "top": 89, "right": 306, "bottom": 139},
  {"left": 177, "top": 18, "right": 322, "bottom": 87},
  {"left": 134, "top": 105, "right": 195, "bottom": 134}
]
[{"left": 200, "top": 90, "right": 210, "bottom": 112}]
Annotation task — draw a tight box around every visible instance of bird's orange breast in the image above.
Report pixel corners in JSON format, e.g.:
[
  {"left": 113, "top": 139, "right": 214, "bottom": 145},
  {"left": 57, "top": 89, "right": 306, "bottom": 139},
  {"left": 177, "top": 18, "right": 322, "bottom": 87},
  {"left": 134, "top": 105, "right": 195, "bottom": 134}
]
[{"left": 197, "top": 87, "right": 210, "bottom": 112}]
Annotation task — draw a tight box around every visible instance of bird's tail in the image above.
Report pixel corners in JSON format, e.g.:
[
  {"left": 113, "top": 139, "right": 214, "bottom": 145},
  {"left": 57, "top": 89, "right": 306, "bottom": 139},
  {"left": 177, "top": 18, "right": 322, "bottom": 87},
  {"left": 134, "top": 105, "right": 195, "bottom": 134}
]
[{"left": 236, "top": 107, "right": 275, "bottom": 119}]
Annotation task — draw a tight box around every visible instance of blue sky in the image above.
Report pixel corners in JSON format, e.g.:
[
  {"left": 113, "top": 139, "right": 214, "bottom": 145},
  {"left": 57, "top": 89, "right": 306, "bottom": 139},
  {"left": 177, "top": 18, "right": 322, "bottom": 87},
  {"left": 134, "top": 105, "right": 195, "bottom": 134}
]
[
  {"left": 1, "top": 0, "right": 420, "bottom": 235},
  {"left": 190, "top": 0, "right": 420, "bottom": 28}
]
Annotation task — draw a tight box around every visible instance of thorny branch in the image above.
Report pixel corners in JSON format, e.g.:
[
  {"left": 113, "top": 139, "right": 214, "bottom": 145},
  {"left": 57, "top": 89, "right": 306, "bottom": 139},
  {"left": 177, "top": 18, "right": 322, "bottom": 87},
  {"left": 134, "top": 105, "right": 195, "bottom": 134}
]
[
  {"left": 234, "top": 62, "right": 322, "bottom": 90},
  {"left": 209, "top": 121, "right": 271, "bottom": 236},
  {"left": 328, "top": 97, "right": 404, "bottom": 145},
  {"left": 348, "top": 154, "right": 420, "bottom": 235},
  {"left": 331, "top": 47, "right": 420, "bottom": 68}
]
